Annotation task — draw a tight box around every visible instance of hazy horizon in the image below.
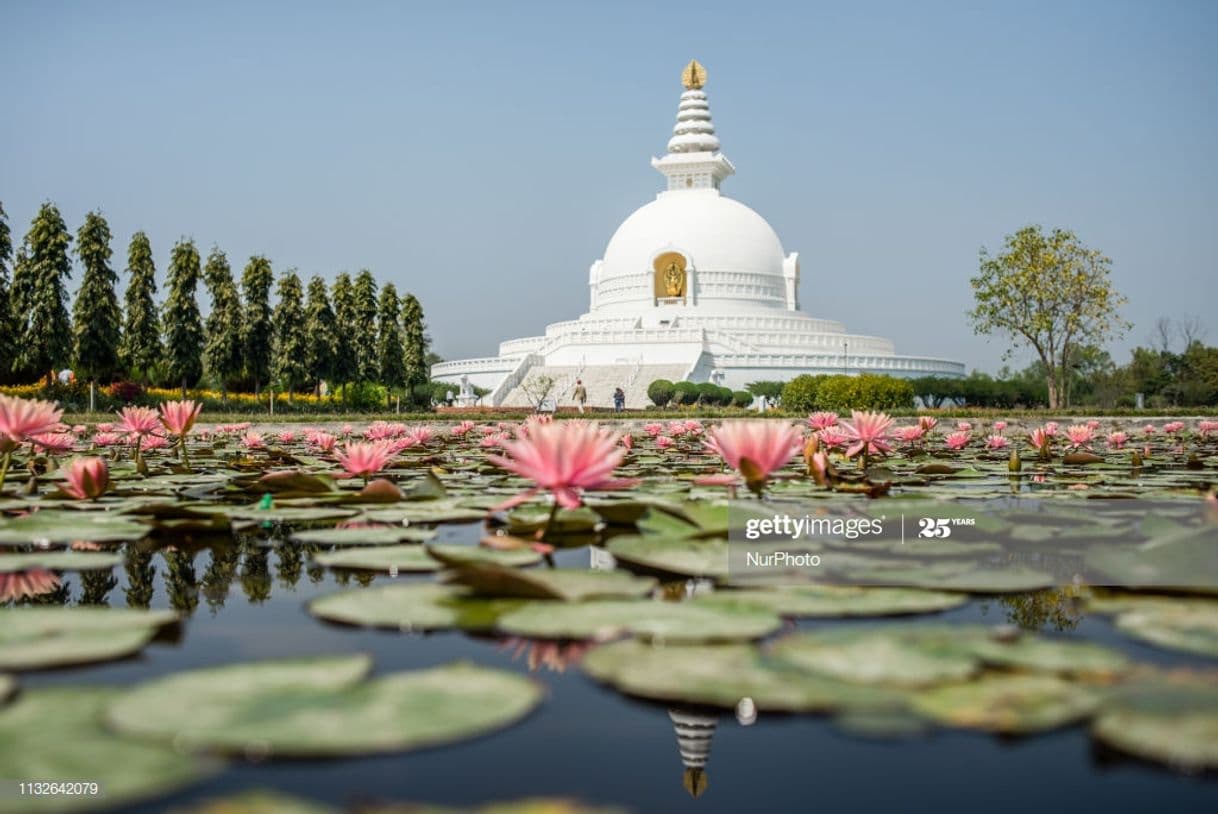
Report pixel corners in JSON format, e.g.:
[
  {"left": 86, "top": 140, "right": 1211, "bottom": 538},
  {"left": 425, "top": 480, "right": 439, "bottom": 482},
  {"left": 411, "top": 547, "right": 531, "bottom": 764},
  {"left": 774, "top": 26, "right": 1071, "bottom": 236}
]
[{"left": 3, "top": 0, "right": 1216, "bottom": 375}]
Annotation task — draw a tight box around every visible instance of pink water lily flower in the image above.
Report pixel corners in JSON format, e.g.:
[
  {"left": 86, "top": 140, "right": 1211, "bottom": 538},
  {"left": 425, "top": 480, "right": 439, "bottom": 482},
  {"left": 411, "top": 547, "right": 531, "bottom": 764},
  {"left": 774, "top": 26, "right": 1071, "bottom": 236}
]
[
  {"left": 1043, "top": 422, "right": 1060, "bottom": 437},
  {"left": 1164, "top": 421, "right": 1185, "bottom": 435},
  {"left": 1107, "top": 431, "right": 1128, "bottom": 450},
  {"left": 479, "top": 432, "right": 508, "bottom": 448},
  {"left": 643, "top": 423, "right": 663, "bottom": 437},
  {"left": 808, "top": 412, "right": 839, "bottom": 431},
  {"left": 918, "top": 416, "right": 939, "bottom": 432},
  {"left": 1065, "top": 424, "right": 1095, "bottom": 449},
  {"left": 0, "top": 394, "right": 64, "bottom": 451},
  {"left": 308, "top": 431, "right": 338, "bottom": 452},
  {"left": 159, "top": 399, "right": 202, "bottom": 437},
  {"left": 993, "top": 421, "right": 1008, "bottom": 432},
  {"left": 818, "top": 427, "right": 850, "bottom": 450},
  {"left": 451, "top": 420, "right": 476, "bottom": 437},
  {"left": 117, "top": 406, "right": 159, "bottom": 437},
  {"left": 894, "top": 425, "right": 925, "bottom": 444},
  {"left": 985, "top": 435, "right": 1010, "bottom": 451},
  {"left": 93, "top": 432, "right": 123, "bottom": 447},
  {"left": 241, "top": 432, "right": 266, "bottom": 450},
  {"left": 142, "top": 434, "right": 170, "bottom": 450},
  {"left": 655, "top": 435, "right": 676, "bottom": 450},
  {"left": 62, "top": 457, "right": 110, "bottom": 500},
  {"left": 703, "top": 420, "right": 803, "bottom": 489},
  {"left": 1087, "top": 419, "right": 1101, "bottom": 430},
  {"left": 944, "top": 431, "right": 970, "bottom": 451},
  {"left": 621, "top": 433, "right": 634, "bottom": 450},
  {"left": 956, "top": 421, "right": 972, "bottom": 432},
  {"left": 277, "top": 430, "right": 297, "bottom": 444},
  {"left": 335, "top": 440, "right": 396, "bottom": 481},
  {"left": 31, "top": 432, "right": 76, "bottom": 454},
  {"left": 1029, "top": 428, "right": 1052, "bottom": 452},
  {"left": 841, "top": 411, "right": 894, "bottom": 459},
  {"left": 408, "top": 426, "right": 434, "bottom": 445},
  {"left": 488, "top": 421, "right": 637, "bottom": 509},
  {"left": 0, "top": 569, "right": 63, "bottom": 603},
  {"left": 1142, "top": 424, "right": 1156, "bottom": 435}
]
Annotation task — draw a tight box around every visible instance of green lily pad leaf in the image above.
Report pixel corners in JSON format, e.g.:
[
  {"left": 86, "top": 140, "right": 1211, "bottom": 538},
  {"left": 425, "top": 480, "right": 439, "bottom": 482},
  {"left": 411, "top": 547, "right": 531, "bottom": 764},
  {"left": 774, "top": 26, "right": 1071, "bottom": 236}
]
[
  {"left": 166, "top": 790, "right": 337, "bottom": 814},
  {"left": 0, "top": 510, "right": 150, "bottom": 545},
  {"left": 581, "top": 639, "right": 905, "bottom": 713},
  {"left": 606, "top": 536, "right": 729, "bottom": 580},
  {"left": 104, "top": 656, "right": 542, "bottom": 757},
  {"left": 363, "top": 500, "right": 487, "bottom": 524},
  {"left": 769, "top": 628, "right": 980, "bottom": 687},
  {"left": 443, "top": 564, "right": 656, "bottom": 601},
  {"left": 229, "top": 504, "right": 357, "bottom": 523},
  {"left": 1091, "top": 671, "right": 1218, "bottom": 771},
  {"left": 0, "top": 550, "right": 122, "bottom": 572},
  {"left": 290, "top": 525, "right": 437, "bottom": 546},
  {"left": 309, "top": 583, "right": 526, "bottom": 632},
  {"left": 966, "top": 633, "right": 1128, "bottom": 676},
  {"left": 1089, "top": 596, "right": 1218, "bottom": 658},
  {"left": 0, "top": 687, "right": 219, "bottom": 813},
  {"left": 695, "top": 585, "right": 967, "bottom": 617},
  {"left": 1086, "top": 528, "right": 1218, "bottom": 594},
  {"left": 0, "top": 607, "right": 178, "bottom": 671},
  {"left": 910, "top": 673, "right": 1100, "bottom": 733},
  {"left": 426, "top": 543, "right": 542, "bottom": 568},
  {"left": 497, "top": 599, "right": 782, "bottom": 643},
  {"left": 257, "top": 470, "right": 339, "bottom": 495},
  {"left": 313, "top": 545, "right": 441, "bottom": 573},
  {"left": 505, "top": 506, "right": 602, "bottom": 535},
  {"left": 1063, "top": 452, "right": 1104, "bottom": 465}
]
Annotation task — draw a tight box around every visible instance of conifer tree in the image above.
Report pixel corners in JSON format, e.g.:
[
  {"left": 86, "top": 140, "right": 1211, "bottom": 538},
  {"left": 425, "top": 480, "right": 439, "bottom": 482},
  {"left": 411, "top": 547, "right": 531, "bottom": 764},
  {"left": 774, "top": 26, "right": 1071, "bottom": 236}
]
[
  {"left": 240, "top": 256, "right": 274, "bottom": 395},
  {"left": 120, "top": 232, "right": 161, "bottom": 382},
  {"left": 12, "top": 203, "right": 73, "bottom": 385},
  {"left": 377, "top": 283, "right": 406, "bottom": 393},
  {"left": 72, "top": 211, "right": 122, "bottom": 385},
  {"left": 401, "top": 292, "right": 430, "bottom": 400},
  {"left": 352, "top": 270, "right": 380, "bottom": 383},
  {"left": 304, "top": 275, "right": 337, "bottom": 395},
  {"left": 202, "top": 248, "right": 243, "bottom": 400},
  {"left": 271, "top": 270, "right": 309, "bottom": 399},
  {"left": 0, "top": 203, "right": 14, "bottom": 381},
  {"left": 162, "top": 239, "right": 204, "bottom": 395},
  {"left": 331, "top": 272, "right": 357, "bottom": 397}
]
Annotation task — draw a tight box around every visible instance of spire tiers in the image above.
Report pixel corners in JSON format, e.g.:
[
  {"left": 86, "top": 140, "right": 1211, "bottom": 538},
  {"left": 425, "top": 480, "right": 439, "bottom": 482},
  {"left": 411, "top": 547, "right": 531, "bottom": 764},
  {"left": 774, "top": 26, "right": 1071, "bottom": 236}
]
[{"left": 652, "top": 60, "right": 735, "bottom": 192}]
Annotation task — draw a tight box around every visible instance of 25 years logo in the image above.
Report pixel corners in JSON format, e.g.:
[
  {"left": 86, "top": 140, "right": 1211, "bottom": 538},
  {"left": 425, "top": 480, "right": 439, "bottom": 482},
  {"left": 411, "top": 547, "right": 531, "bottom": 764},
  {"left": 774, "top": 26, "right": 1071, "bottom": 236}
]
[{"left": 917, "top": 517, "right": 976, "bottom": 538}]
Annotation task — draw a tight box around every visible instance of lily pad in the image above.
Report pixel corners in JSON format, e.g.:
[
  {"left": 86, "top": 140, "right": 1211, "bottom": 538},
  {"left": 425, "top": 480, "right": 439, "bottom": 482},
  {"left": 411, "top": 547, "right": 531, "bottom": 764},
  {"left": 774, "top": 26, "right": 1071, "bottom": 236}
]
[
  {"left": 1091, "top": 671, "right": 1218, "bottom": 770},
  {"left": 0, "top": 550, "right": 122, "bottom": 572},
  {"left": 105, "top": 655, "right": 542, "bottom": 757},
  {"left": 426, "top": 543, "right": 543, "bottom": 568},
  {"left": 581, "top": 639, "right": 905, "bottom": 713},
  {"left": 313, "top": 545, "right": 441, "bottom": 572},
  {"left": 770, "top": 628, "right": 980, "bottom": 687},
  {"left": 229, "top": 504, "right": 357, "bottom": 523},
  {"left": 0, "top": 607, "right": 178, "bottom": 671},
  {"left": 0, "top": 511, "right": 150, "bottom": 545},
  {"left": 443, "top": 564, "right": 656, "bottom": 601},
  {"left": 1089, "top": 596, "right": 1218, "bottom": 658},
  {"left": 695, "top": 585, "right": 967, "bottom": 618},
  {"left": 909, "top": 673, "right": 1100, "bottom": 733},
  {"left": 309, "top": 583, "right": 526, "bottom": 632},
  {"left": 289, "top": 526, "right": 437, "bottom": 546},
  {"left": 606, "top": 536, "right": 729, "bottom": 580},
  {"left": 496, "top": 599, "right": 782, "bottom": 642},
  {"left": 0, "top": 687, "right": 218, "bottom": 813}
]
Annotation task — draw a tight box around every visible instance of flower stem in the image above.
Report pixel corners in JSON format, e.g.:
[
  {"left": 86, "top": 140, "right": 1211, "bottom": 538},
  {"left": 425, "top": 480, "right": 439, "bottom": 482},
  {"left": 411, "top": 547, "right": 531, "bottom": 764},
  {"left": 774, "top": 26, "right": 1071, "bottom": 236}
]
[
  {"left": 0, "top": 450, "right": 10, "bottom": 493},
  {"left": 179, "top": 437, "right": 192, "bottom": 471},
  {"left": 539, "top": 499, "right": 561, "bottom": 544}
]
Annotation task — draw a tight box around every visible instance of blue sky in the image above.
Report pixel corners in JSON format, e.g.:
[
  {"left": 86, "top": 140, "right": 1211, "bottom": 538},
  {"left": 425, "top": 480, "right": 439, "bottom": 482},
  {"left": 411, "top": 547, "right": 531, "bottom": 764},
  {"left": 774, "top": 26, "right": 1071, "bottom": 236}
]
[{"left": 2, "top": 0, "right": 1216, "bottom": 373}]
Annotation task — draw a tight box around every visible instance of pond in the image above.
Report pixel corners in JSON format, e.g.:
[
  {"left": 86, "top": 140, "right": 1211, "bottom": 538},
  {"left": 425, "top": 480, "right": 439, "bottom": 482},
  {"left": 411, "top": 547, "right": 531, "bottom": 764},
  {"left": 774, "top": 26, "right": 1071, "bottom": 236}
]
[{"left": 2, "top": 411, "right": 1217, "bottom": 813}]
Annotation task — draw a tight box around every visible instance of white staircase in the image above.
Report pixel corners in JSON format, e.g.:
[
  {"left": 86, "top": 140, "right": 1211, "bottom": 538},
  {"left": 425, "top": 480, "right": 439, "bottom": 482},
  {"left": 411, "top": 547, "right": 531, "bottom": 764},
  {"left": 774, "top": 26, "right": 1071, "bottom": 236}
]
[{"left": 498, "top": 363, "right": 690, "bottom": 409}]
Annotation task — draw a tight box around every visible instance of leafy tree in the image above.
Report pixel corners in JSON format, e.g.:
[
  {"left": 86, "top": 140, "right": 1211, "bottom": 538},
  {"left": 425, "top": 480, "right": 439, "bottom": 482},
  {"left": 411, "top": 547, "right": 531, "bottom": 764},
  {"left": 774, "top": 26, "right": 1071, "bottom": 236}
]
[
  {"left": 400, "top": 292, "right": 429, "bottom": 397},
  {"left": 352, "top": 270, "right": 379, "bottom": 382},
  {"left": 12, "top": 203, "right": 73, "bottom": 384},
  {"left": 162, "top": 239, "right": 204, "bottom": 394},
  {"left": 72, "top": 211, "right": 122, "bottom": 384},
  {"left": 271, "top": 270, "right": 309, "bottom": 398},
  {"left": 780, "top": 374, "right": 827, "bottom": 414},
  {"left": 745, "top": 380, "right": 785, "bottom": 405},
  {"left": 304, "top": 275, "right": 337, "bottom": 395},
  {"left": 120, "top": 232, "right": 161, "bottom": 382},
  {"left": 520, "top": 374, "right": 556, "bottom": 412},
  {"left": 240, "top": 256, "right": 274, "bottom": 394},
  {"left": 377, "top": 282, "right": 406, "bottom": 391},
  {"left": 331, "top": 273, "right": 357, "bottom": 399},
  {"left": 202, "top": 248, "right": 243, "bottom": 399},
  {"left": 0, "top": 202, "right": 15, "bottom": 381},
  {"left": 968, "top": 225, "right": 1128, "bottom": 408}
]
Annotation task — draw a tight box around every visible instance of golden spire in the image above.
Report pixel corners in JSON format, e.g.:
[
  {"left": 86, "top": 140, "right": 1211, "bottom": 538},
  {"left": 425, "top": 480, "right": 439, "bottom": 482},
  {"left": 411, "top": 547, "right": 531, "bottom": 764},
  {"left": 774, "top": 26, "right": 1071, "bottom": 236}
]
[{"left": 681, "top": 59, "right": 707, "bottom": 90}]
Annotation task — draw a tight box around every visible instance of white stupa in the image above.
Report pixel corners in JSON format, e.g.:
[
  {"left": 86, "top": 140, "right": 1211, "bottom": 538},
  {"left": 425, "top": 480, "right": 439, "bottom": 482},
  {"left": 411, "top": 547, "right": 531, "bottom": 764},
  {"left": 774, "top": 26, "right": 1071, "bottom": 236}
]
[{"left": 433, "top": 60, "right": 964, "bottom": 407}]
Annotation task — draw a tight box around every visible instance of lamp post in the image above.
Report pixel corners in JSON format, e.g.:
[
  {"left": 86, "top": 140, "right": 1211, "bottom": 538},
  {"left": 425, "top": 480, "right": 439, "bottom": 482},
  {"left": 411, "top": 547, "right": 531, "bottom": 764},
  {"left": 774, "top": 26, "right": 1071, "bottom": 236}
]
[{"left": 843, "top": 341, "right": 849, "bottom": 376}]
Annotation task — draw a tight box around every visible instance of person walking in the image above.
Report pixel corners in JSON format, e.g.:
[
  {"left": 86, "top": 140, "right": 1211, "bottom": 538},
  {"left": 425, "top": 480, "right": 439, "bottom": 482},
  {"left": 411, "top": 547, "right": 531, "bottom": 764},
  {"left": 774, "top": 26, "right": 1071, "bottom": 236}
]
[
  {"left": 572, "top": 379, "right": 588, "bottom": 414},
  {"left": 613, "top": 387, "right": 625, "bottom": 413}
]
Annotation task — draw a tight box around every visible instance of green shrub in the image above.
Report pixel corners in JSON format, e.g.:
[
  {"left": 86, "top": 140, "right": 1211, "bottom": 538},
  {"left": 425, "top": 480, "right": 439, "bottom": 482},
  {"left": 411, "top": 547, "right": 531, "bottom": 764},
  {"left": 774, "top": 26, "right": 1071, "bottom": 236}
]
[
  {"left": 715, "top": 385, "right": 735, "bottom": 406},
  {"left": 672, "top": 381, "right": 698, "bottom": 405},
  {"left": 812, "top": 374, "right": 915, "bottom": 412},
  {"left": 343, "top": 381, "right": 390, "bottom": 411},
  {"left": 746, "top": 380, "right": 785, "bottom": 404},
  {"left": 694, "top": 382, "right": 720, "bottom": 405},
  {"left": 731, "top": 390, "right": 754, "bottom": 407},
  {"left": 647, "top": 379, "right": 676, "bottom": 407},
  {"left": 781, "top": 374, "right": 827, "bottom": 414}
]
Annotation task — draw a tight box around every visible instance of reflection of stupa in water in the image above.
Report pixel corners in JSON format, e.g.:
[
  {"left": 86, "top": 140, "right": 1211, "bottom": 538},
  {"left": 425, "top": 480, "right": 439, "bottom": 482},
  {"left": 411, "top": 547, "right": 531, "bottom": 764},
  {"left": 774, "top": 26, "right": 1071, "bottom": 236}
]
[{"left": 669, "top": 707, "right": 717, "bottom": 798}]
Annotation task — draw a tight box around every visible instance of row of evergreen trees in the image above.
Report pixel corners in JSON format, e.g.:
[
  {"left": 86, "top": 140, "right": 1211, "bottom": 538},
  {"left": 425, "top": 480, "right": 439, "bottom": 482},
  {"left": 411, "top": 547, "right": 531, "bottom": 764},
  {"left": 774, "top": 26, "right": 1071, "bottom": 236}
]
[{"left": 0, "top": 201, "right": 429, "bottom": 400}]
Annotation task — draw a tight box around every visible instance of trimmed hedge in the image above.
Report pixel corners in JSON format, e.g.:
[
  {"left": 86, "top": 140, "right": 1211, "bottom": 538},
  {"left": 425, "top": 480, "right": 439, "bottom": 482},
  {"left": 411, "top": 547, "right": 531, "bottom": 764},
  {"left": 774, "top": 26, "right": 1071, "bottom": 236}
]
[
  {"left": 647, "top": 379, "right": 676, "bottom": 407},
  {"left": 672, "top": 381, "right": 699, "bottom": 405},
  {"left": 731, "top": 390, "right": 754, "bottom": 407}
]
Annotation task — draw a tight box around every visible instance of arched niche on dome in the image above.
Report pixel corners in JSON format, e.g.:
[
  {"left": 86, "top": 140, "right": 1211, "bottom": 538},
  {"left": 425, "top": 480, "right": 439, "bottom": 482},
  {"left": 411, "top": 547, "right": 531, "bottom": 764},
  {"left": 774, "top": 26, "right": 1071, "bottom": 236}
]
[{"left": 652, "top": 250, "right": 693, "bottom": 306}]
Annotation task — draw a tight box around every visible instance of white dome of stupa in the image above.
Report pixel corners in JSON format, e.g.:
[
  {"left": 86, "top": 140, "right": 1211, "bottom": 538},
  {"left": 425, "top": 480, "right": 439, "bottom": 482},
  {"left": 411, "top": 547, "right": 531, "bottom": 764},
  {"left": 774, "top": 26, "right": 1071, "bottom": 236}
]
[{"left": 593, "top": 190, "right": 789, "bottom": 313}]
